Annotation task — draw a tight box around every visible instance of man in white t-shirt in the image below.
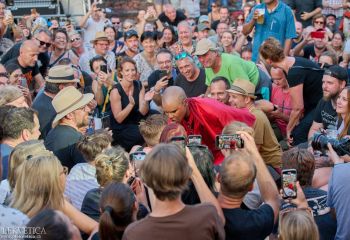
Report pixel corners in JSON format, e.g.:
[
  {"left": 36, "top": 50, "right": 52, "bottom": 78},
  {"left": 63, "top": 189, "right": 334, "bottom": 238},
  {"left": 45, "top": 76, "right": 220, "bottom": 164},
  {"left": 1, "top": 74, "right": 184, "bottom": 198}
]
[{"left": 79, "top": 2, "right": 110, "bottom": 50}]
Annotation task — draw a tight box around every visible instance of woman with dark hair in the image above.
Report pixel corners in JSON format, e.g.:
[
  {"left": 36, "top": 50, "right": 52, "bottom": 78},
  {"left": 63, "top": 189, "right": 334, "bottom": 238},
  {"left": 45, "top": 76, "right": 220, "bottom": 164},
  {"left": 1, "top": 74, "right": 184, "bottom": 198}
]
[
  {"left": 329, "top": 31, "right": 345, "bottom": 63},
  {"left": 110, "top": 57, "right": 150, "bottom": 151},
  {"left": 158, "top": 26, "right": 177, "bottom": 49},
  {"left": 104, "top": 25, "right": 124, "bottom": 55},
  {"left": 97, "top": 183, "right": 138, "bottom": 240},
  {"left": 133, "top": 31, "right": 158, "bottom": 85},
  {"left": 49, "top": 28, "right": 78, "bottom": 67},
  {"left": 25, "top": 209, "right": 82, "bottom": 240}
]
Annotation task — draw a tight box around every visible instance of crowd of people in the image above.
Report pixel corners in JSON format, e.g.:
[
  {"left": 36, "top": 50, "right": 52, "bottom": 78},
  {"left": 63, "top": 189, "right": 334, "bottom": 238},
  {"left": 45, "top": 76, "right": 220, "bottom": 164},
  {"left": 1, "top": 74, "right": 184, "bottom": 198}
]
[{"left": 1, "top": 0, "right": 350, "bottom": 239}]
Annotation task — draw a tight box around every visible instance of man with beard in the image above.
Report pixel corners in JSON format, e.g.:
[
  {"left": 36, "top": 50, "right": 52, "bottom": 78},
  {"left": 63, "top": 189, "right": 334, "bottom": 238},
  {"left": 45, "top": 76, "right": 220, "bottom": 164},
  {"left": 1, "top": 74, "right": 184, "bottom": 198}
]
[
  {"left": 291, "top": 21, "right": 304, "bottom": 50},
  {"left": 293, "top": 30, "right": 328, "bottom": 63},
  {"left": 116, "top": 30, "right": 139, "bottom": 67},
  {"left": 45, "top": 86, "right": 94, "bottom": 170},
  {"left": 308, "top": 65, "right": 348, "bottom": 142}
]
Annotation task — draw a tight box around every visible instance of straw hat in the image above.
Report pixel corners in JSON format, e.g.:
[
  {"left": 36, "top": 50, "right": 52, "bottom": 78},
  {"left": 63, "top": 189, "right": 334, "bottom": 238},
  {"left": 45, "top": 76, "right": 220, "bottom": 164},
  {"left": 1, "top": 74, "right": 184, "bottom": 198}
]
[
  {"left": 90, "top": 31, "right": 113, "bottom": 44},
  {"left": 52, "top": 86, "right": 94, "bottom": 127},
  {"left": 45, "top": 65, "right": 80, "bottom": 84},
  {"left": 226, "top": 79, "right": 257, "bottom": 99}
]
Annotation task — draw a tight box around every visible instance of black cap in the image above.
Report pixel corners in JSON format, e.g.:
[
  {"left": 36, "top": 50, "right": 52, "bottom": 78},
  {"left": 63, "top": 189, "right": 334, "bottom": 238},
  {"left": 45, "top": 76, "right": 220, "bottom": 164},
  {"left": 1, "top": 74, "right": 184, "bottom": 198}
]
[
  {"left": 324, "top": 65, "right": 349, "bottom": 82},
  {"left": 124, "top": 29, "right": 138, "bottom": 41},
  {"left": 326, "top": 13, "right": 336, "bottom": 19}
]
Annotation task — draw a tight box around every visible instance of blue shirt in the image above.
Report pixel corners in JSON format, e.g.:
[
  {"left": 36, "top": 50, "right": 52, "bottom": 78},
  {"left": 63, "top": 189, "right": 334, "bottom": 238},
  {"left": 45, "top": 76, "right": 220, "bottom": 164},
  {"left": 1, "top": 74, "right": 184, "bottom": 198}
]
[
  {"left": 327, "top": 163, "right": 350, "bottom": 240},
  {"left": 246, "top": 1, "right": 297, "bottom": 62},
  {"left": 0, "top": 144, "right": 13, "bottom": 180}
]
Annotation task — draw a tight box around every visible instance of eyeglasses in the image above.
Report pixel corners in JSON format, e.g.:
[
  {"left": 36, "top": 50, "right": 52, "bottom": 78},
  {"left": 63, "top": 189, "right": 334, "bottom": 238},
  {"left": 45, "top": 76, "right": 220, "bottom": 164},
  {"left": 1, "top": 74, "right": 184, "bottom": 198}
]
[
  {"left": 314, "top": 21, "right": 324, "bottom": 25},
  {"left": 70, "top": 37, "right": 81, "bottom": 43},
  {"left": 0, "top": 72, "right": 9, "bottom": 78},
  {"left": 175, "top": 52, "right": 191, "bottom": 61},
  {"left": 60, "top": 166, "right": 68, "bottom": 176},
  {"left": 237, "top": 18, "right": 244, "bottom": 22},
  {"left": 35, "top": 38, "right": 51, "bottom": 48},
  {"left": 211, "top": 4, "right": 217, "bottom": 8}
]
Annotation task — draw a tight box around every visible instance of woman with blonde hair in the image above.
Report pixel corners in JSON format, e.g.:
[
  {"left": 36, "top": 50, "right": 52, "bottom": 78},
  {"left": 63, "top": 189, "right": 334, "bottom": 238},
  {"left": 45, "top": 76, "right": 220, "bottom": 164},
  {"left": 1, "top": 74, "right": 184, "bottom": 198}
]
[
  {"left": 0, "top": 140, "right": 47, "bottom": 205},
  {"left": 279, "top": 210, "right": 319, "bottom": 240},
  {"left": 11, "top": 153, "right": 97, "bottom": 235}
]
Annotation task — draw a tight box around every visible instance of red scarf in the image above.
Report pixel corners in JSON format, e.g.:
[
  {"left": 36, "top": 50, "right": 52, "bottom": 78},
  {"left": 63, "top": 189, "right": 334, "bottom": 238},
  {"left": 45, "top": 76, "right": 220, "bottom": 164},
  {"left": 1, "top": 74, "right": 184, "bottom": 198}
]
[{"left": 181, "top": 97, "right": 255, "bottom": 165}]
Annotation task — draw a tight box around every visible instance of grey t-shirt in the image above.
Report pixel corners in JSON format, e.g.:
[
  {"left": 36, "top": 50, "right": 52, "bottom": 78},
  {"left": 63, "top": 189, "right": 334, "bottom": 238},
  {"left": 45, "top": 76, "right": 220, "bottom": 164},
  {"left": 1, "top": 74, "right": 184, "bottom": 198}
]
[{"left": 327, "top": 163, "right": 350, "bottom": 239}]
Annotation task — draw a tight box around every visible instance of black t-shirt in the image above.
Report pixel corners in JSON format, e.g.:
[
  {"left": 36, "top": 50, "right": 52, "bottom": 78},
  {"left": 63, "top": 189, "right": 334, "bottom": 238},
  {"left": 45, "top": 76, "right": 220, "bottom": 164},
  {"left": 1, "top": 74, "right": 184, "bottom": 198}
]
[
  {"left": 286, "top": 0, "right": 322, "bottom": 27},
  {"left": 304, "top": 187, "right": 337, "bottom": 240},
  {"left": 0, "top": 41, "right": 49, "bottom": 77},
  {"left": 287, "top": 57, "right": 324, "bottom": 114},
  {"left": 32, "top": 91, "right": 56, "bottom": 140},
  {"left": 158, "top": 10, "right": 187, "bottom": 27},
  {"left": 5, "top": 57, "right": 40, "bottom": 91},
  {"left": 147, "top": 69, "right": 175, "bottom": 89},
  {"left": 303, "top": 44, "right": 317, "bottom": 61},
  {"left": 45, "top": 125, "right": 85, "bottom": 170},
  {"left": 313, "top": 98, "right": 337, "bottom": 129},
  {"left": 82, "top": 71, "right": 93, "bottom": 94},
  {"left": 175, "top": 68, "right": 207, "bottom": 97},
  {"left": 223, "top": 204, "right": 275, "bottom": 240}
]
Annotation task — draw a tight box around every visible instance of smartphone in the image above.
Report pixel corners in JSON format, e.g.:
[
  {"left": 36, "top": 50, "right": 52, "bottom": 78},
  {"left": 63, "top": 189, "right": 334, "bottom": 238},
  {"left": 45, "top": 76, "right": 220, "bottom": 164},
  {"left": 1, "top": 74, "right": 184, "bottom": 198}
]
[
  {"left": 100, "top": 65, "right": 108, "bottom": 74},
  {"left": 170, "top": 136, "right": 186, "bottom": 151},
  {"left": 282, "top": 169, "right": 297, "bottom": 199},
  {"left": 215, "top": 134, "right": 244, "bottom": 149},
  {"left": 4, "top": 10, "right": 12, "bottom": 20},
  {"left": 310, "top": 31, "right": 325, "bottom": 39},
  {"left": 130, "top": 151, "right": 146, "bottom": 161},
  {"left": 19, "top": 78, "right": 27, "bottom": 88},
  {"left": 127, "top": 176, "right": 135, "bottom": 186},
  {"left": 188, "top": 135, "right": 202, "bottom": 146},
  {"left": 159, "top": 70, "right": 168, "bottom": 80},
  {"left": 231, "top": 21, "right": 238, "bottom": 28}
]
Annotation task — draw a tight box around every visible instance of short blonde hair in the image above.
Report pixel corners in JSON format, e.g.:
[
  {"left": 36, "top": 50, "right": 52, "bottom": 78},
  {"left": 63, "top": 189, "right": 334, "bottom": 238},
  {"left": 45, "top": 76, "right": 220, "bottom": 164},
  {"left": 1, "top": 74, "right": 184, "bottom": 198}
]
[
  {"left": 11, "top": 153, "right": 65, "bottom": 218},
  {"left": 140, "top": 144, "right": 192, "bottom": 201},
  {"left": 95, "top": 146, "right": 130, "bottom": 187},
  {"left": 139, "top": 114, "right": 167, "bottom": 147},
  {"left": 222, "top": 121, "right": 254, "bottom": 136},
  {"left": 0, "top": 85, "right": 23, "bottom": 106},
  {"left": 279, "top": 210, "right": 319, "bottom": 240},
  {"left": 8, "top": 140, "right": 48, "bottom": 190}
]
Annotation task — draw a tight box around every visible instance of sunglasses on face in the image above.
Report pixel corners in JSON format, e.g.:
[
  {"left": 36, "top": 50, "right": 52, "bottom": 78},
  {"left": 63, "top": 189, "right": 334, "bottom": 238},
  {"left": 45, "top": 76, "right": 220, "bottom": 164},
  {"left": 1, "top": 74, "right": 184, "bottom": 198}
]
[
  {"left": 70, "top": 37, "right": 81, "bottom": 43},
  {"left": 112, "top": 21, "right": 120, "bottom": 25},
  {"left": 35, "top": 38, "right": 51, "bottom": 47},
  {"left": 175, "top": 52, "right": 191, "bottom": 61},
  {"left": 314, "top": 21, "right": 324, "bottom": 25}
]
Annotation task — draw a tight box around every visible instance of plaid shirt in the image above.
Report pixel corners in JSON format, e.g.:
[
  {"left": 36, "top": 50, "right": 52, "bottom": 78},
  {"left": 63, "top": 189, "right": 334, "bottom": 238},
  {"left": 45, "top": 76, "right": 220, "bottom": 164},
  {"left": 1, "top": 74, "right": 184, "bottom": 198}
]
[{"left": 322, "top": 0, "right": 344, "bottom": 18}]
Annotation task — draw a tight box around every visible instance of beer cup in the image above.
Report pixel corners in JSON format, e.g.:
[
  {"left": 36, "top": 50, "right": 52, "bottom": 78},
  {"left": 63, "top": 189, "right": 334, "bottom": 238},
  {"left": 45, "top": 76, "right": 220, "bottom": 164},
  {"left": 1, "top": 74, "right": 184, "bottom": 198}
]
[{"left": 257, "top": 9, "right": 265, "bottom": 24}]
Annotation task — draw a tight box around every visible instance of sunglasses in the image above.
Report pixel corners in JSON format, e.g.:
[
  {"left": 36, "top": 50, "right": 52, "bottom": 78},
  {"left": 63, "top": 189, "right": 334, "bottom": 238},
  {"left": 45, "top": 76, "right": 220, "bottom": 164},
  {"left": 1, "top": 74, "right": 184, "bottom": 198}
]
[
  {"left": 211, "top": 4, "right": 217, "bottom": 7},
  {"left": 0, "top": 72, "right": 9, "bottom": 78},
  {"left": 175, "top": 52, "right": 191, "bottom": 61},
  {"left": 237, "top": 18, "right": 244, "bottom": 21},
  {"left": 314, "top": 21, "right": 324, "bottom": 25},
  {"left": 112, "top": 21, "right": 120, "bottom": 25},
  {"left": 35, "top": 38, "right": 51, "bottom": 47},
  {"left": 70, "top": 37, "right": 81, "bottom": 43}
]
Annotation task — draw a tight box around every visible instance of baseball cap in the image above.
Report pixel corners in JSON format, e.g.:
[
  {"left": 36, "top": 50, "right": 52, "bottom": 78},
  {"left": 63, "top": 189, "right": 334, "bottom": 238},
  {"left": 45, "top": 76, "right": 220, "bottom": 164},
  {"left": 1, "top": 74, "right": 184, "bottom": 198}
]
[
  {"left": 197, "top": 23, "right": 210, "bottom": 32},
  {"left": 198, "top": 15, "right": 210, "bottom": 23},
  {"left": 324, "top": 65, "right": 349, "bottom": 82},
  {"left": 193, "top": 38, "right": 218, "bottom": 56},
  {"left": 124, "top": 29, "right": 138, "bottom": 41}
]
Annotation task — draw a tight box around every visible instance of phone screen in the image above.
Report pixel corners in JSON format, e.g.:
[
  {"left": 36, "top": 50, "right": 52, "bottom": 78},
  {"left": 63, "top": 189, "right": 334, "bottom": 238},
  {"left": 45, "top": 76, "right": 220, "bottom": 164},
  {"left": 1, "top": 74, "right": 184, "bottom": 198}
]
[
  {"left": 130, "top": 151, "right": 146, "bottom": 161},
  {"left": 215, "top": 134, "right": 244, "bottom": 149},
  {"left": 159, "top": 70, "right": 168, "bottom": 80},
  {"left": 170, "top": 136, "right": 186, "bottom": 151},
  {"left": 188, "top": 135, "right": 202, "bottom": 146},
  {"left": 282, "top": 169, "right": 297, "bottom": 199},
  {"left": 100, "top": 65, "right": 108, "bottom": 74}
]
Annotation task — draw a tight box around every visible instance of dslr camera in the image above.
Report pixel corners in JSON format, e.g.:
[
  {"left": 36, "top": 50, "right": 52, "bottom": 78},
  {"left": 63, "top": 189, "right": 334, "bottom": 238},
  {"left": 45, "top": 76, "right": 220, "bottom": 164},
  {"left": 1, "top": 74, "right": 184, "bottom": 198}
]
[{"left": 311, "top": 132, "right": 350, "bottom": 156}]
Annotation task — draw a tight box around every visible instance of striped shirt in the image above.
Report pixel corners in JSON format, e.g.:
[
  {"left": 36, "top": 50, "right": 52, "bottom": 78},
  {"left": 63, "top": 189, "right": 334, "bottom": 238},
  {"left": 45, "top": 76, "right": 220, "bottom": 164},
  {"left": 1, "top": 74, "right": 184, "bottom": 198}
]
[{"left": 64, "top": 163, "right": 99, "bottom": 210}]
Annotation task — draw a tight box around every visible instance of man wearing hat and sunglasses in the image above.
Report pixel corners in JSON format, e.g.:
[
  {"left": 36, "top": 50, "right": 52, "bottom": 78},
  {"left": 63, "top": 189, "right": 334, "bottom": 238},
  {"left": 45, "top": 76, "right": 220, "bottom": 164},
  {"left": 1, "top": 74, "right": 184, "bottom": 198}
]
[
  {"left": 45, "top": 86, "right": 94, "bottom": 170},
  {"left": 227, "top": 79, "right": 282, "bottom": 171},
  {"left": 79, "top": 31, "right": 115, "bottom": 75},
  {"left": 32, "top": 65, "right": 80, "bottom": 140}
]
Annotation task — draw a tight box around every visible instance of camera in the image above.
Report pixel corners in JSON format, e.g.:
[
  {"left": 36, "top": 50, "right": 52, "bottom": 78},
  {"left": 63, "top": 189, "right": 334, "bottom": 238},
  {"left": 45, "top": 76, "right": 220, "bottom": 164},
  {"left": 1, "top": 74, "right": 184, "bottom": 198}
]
[{"left": 311, "top": 132, "right": 350, "bottom": 156}]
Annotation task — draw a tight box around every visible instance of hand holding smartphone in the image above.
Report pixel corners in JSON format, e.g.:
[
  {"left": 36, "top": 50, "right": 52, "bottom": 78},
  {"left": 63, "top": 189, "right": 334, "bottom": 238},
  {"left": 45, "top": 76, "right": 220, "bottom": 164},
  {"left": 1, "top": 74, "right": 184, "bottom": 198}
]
[{"left": 282, "top": 169, "right": 297, "bottom": 199}]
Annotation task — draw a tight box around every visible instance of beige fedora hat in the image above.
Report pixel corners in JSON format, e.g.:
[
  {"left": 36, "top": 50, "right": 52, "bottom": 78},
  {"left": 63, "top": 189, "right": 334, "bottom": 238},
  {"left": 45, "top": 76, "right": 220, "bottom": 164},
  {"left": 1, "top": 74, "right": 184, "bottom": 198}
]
[
  {"left": 90, "top": 31, "right": 113, "bottom": 44},
  {"left": 226, "top": 79, "right": 257, "bottom": 99},
  {"left": 52, "top": 86, "right": 94, "bottom": 127},
  {"left": 45, "top": 65, "right": 80, "bottom": 84}
]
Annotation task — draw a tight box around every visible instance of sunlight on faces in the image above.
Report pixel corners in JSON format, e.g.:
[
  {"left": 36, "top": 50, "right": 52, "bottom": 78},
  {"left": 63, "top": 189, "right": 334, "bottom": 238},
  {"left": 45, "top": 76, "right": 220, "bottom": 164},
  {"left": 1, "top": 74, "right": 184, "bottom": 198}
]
[
  {"left": 322, "top": 75, "right": 344, "bottom": 100},
  {"left": 221, "top": 32, "right": 234, "bottom": 47},
  {"left": 197, "top": 51, "right": 216, "bottom": 68},
  {"left": 105, "top": 27, "right": 116, "bottom": 41},
  {"left": 162, "top": 98, "right": 187, "bottom": 123},
  {"left": 157, "top": 52, "right": 172, "bottom": 72},
  {"left": 228, "top": 93, "right": 248, "bottom": 108},
  {"left": 121, "top": 62, "right": 137, "bottom": 82},
  {"left": 176, "top": 58, "right": 195, "bottom": 79},
  {"left": 125, "top": 36, "right": 139, "bottom": 52},
  {"left": 336, "top": 88, "right": 349, "bottom": 115},
  {"left": 178, "top": 25, "right": 192, "bottom": 46},
  {"left": 54, "top": 32, "right": 67, "bottom": 50},
  {"left": 94, "top": 40, "right": 109, "bottom": 55},
  {"left": 209, "top": 80, "right": 229, "bottom": 103},
  {"left": 73, "top": 105, "right": 91, "bottom": 129},
  {"left": 142, "top": 38, "right": 156, "bottom": 54},
  {"left": 271, "top": 68, "right": 288, "bottom": 88}
]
